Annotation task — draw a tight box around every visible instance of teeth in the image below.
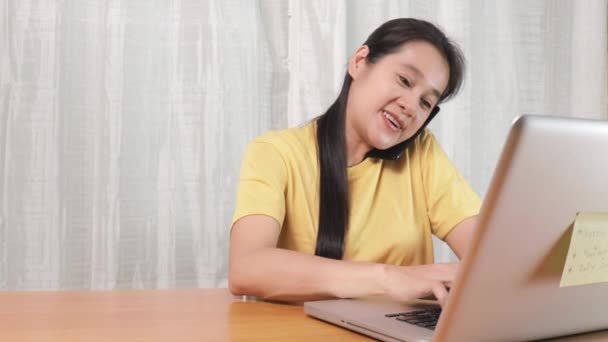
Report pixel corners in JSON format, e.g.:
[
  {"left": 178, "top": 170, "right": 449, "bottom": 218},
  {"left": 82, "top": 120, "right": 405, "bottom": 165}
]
[{"left": 383, "top": 111, "right": 400, "bottom": 129}]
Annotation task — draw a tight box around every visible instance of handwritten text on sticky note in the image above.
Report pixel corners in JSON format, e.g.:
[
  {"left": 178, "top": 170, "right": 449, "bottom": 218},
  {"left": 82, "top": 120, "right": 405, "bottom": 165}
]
[{"left": 560, "top": 212, "right": 608, "bottom": 287}]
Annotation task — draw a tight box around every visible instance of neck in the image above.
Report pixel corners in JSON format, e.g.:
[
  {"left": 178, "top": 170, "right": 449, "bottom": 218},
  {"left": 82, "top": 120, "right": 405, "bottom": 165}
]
[{"left": 344, "top": 118, "right": 372, "bottom": 167}]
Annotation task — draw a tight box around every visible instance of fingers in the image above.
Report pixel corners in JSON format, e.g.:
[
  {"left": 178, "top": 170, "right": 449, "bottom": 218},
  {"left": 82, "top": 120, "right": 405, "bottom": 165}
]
[
  {"left": 431, "top": 281, "right": 450, "bottom": 308},
  {"left": 384, "top": 263, "right": 458, "bottom": 304},
  {"left": 408, "top": 263, "right": 458, "bottom": 285}
]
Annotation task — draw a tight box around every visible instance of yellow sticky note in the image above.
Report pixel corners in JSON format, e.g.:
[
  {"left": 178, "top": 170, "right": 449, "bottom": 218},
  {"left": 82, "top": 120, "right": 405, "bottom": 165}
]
[{"left": 560, "top": 212, "right": 608, "bottom": 287}]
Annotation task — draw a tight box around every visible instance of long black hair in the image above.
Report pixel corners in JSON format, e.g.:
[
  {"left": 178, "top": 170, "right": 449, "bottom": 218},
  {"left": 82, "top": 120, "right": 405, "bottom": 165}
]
[{"left": 315, "top": 18, "right": 466, "bottom": 260}]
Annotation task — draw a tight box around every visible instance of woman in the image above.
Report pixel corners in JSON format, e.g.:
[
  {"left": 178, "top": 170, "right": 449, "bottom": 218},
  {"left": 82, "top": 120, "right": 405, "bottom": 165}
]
[{"left": 229, "top": 18, "right": 480, "bottom": 307}]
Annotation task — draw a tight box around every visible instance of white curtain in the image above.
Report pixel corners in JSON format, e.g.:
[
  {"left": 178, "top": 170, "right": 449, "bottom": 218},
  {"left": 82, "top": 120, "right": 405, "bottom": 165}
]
[{"left": 1, "top": 0, "right": 606, "bottom": 290}]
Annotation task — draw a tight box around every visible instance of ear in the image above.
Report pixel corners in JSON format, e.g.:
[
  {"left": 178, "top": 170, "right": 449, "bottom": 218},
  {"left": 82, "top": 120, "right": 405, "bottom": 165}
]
[{"left": 348, "top": 45, "right": 369, "bottom": 80}]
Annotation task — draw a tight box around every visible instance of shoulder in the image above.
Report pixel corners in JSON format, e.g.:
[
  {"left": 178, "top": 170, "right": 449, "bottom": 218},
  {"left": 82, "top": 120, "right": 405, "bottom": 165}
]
[
  {"left": 414, "top": 128, "right": 438, "bottom": 147},
  {"left": 238, "top": 121, "right": 318, "bottom": 191},
  {"left": 246, "top": 120, "right": 317, "bottom": 159},
  {"left": 406, "top": 128, "right": 441, "bottom": 158}
]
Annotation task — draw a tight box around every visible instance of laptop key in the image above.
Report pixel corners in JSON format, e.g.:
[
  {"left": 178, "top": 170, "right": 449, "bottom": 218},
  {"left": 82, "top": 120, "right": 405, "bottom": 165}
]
[
  {"left": 403, "top": 318, "right": 433, "bottom": 324},
  {"left": 397, "top": 309, "right": 441, "bottom": 319},
  {"left": 398, "top": 311, "right": 421, "bottom": 318},
  {"left": 384, "top": 313, "right": 400, "bottom": 317},
  {"left": 389, "top": 308, "right": 441, "bottom": 331}
]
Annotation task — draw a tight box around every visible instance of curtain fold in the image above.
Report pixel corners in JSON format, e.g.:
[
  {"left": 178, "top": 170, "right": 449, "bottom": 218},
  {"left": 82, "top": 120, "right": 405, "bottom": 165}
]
[{"left": 1, "top": 0, "right": 606, "bottom": 290}]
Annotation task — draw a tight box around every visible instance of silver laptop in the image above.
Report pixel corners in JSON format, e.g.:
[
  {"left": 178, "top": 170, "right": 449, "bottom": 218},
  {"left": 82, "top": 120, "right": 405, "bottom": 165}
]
[{"left": 304, "top": 115, "right": 608, "bottom": 341}]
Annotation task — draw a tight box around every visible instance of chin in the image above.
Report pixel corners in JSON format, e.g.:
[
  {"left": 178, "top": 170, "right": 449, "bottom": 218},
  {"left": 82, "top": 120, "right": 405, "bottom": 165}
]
[
  {"left": 367, "top": 125, "right": 411, "bottom": 150},
  {"left": 370, "top": 137, "right": 402, "bottom": 151}
]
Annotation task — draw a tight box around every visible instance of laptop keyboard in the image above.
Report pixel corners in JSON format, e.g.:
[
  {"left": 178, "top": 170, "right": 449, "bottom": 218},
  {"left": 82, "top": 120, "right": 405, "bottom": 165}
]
[{"left": 385, "top": 308, "right": 442, "bottom": 330}]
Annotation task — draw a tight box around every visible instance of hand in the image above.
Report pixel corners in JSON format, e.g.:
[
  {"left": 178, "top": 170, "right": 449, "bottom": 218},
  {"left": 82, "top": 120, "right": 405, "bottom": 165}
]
[{"left": 380, "top": 263, "right": 458, "bottom": 307}]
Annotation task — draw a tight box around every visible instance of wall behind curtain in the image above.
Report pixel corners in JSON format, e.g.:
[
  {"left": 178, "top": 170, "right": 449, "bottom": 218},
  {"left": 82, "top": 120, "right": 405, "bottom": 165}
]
[{"left": 0, "top": 0, "right": 606, "bottom": 290}]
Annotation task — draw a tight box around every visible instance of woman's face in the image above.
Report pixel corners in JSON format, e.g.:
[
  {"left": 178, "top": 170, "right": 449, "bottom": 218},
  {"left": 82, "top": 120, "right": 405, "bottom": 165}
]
[{"left": 346, "top": 40, "right": 449, "bottom": 152}]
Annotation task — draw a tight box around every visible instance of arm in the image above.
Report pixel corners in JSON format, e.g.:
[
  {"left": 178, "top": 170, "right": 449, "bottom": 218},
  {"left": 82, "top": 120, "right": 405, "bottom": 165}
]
[
  {"left": 229, "top": 141, "right": 394, "bottom": 301},
  {"left": 444, "top": 215, "right": 478, "bottom": 259},
  {"left": 229, "top": 214, "right": 458, "bottom": 304},
  {"left": 229, "top": 214, "right": 385, "bottom": 301}
]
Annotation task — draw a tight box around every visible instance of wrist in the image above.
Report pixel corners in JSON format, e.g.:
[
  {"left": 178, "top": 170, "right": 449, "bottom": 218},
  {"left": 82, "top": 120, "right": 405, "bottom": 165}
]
[{"left": 372, "top": 263, "right": 390, "bottom": 296}]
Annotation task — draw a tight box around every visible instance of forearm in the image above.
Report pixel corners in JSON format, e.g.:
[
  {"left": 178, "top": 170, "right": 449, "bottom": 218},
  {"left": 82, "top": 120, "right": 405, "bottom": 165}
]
[{"left": 229, "top": 247, "right": 386, "bottom": 302}]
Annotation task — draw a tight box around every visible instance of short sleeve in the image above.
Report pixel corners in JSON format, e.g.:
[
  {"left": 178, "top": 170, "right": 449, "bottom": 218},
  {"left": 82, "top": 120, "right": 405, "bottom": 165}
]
[
  {"left": 418, "top": 131, "right": 481, "bottom": 240},
  {"left": 231, "top": 138, "right": 288, "bottom": 228}
]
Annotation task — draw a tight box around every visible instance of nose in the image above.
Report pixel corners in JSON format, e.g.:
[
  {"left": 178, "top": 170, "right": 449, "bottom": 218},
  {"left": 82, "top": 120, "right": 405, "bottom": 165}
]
[{"left": 396, "top": 93, "right": 417, "bottom": 119}]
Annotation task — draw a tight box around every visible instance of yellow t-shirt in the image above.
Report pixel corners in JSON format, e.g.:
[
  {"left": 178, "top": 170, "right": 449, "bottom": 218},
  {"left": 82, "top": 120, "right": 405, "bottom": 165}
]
[{"left": 232, "top": 121, "right": 481, "bottom": 265}]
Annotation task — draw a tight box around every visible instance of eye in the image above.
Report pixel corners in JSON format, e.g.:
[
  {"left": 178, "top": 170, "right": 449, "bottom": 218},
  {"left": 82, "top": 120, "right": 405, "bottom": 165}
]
[
  {"left": 398, "top": 75, "right": 411, "bottom": 87},
  {"left": 420, "top": 99, "right": 432, "bottom": 109}
]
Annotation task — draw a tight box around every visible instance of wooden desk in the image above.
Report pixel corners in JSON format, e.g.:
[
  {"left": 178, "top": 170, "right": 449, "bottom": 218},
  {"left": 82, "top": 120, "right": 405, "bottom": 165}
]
[
  {"left": 0, "top": 288, "right": 606, "bottom": 341},
  {"left": 0, "top": 288, "right": 368, "bottom": 341}
]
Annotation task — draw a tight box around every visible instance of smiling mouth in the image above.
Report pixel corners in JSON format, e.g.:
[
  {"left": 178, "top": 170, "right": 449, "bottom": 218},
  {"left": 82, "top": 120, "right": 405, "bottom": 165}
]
[{"left": 382, "top": 110, "right": 402, "bottom": 130}]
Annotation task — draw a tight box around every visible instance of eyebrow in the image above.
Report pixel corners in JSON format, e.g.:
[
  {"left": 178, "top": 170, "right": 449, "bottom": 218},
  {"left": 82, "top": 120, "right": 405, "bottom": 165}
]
[{"left": 402, "top": 64, "right": 443, "bottom": 100}]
